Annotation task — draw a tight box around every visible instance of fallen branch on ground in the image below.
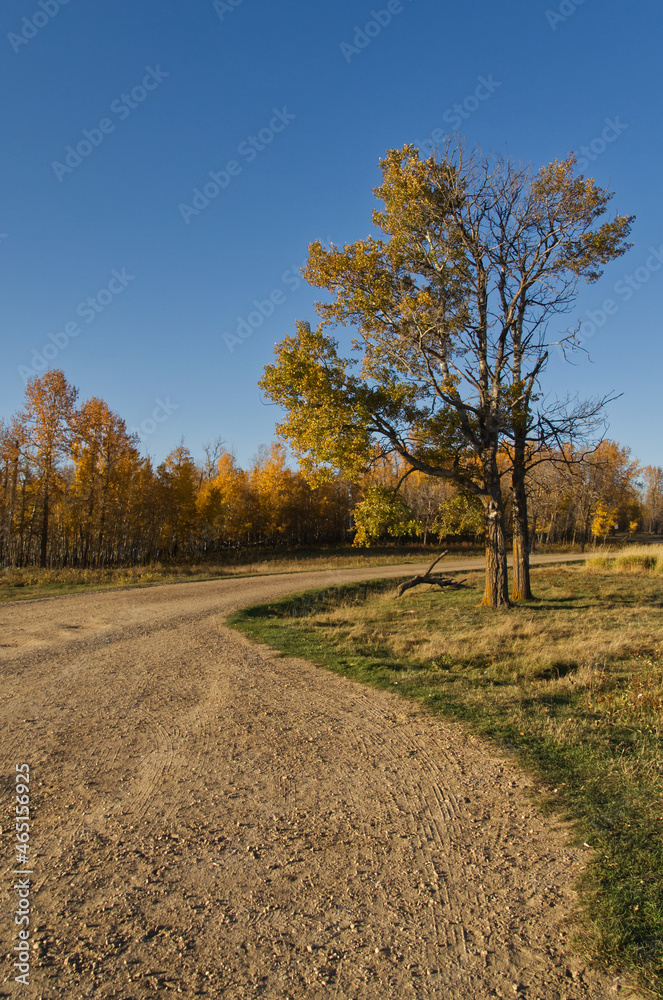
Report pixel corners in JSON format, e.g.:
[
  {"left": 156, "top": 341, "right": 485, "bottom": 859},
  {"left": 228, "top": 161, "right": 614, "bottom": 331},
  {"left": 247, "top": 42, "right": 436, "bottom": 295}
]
[{"left": 395, "top": 551, "right": 467, "bottom": 598}]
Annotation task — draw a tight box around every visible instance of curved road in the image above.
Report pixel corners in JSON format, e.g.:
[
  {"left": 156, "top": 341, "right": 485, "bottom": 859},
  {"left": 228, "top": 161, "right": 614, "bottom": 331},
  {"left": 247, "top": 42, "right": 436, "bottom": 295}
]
[{"left": 0, "top": 555, "right": 636, "bottom": 998}]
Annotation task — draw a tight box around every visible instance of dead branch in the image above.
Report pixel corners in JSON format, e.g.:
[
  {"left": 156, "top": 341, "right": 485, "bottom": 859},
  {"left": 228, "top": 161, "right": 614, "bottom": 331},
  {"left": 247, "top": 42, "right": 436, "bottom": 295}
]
[
  {"left": 395, "top": 574, "right": 466, "bottom": 598},
  {"left": 395, "top": 551, "right": 466, "bottom": 597},
  {"left": 423, "top": 549, "right": 448, "bottom": 575}
]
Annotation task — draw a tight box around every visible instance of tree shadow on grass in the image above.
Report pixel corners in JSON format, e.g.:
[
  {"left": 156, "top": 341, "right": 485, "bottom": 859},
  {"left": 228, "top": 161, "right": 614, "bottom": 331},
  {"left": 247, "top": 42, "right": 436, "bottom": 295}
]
[{"left": 526, "top": 600, "right": 594, "bottom": 611}]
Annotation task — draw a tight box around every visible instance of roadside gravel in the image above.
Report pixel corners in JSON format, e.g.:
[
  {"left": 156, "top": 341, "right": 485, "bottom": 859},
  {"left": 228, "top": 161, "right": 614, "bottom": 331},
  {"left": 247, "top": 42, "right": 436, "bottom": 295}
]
[{"left": 0, "top": 557, "right": 638, "bottom": 998}]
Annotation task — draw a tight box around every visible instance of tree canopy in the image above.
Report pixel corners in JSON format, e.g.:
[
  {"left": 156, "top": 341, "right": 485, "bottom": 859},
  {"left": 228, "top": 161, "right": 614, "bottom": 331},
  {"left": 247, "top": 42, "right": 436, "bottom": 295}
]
[{"left": 260, "top": 139, "right": 634, "bottom": 606}]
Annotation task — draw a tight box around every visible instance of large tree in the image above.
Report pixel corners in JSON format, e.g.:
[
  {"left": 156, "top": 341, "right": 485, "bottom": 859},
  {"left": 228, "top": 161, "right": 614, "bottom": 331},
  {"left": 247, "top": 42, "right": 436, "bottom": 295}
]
[
  {"left": 260, "top": 140, "right": 632, "bottom": 607},
  {"left": 469, "top": 153, "right": 633, "bottom": 597},
  {"left": 70, "top": 397, "right": 140, "bottom": 566},
  {"left": 20, "top": 370, "right": 78, "bottom": 567}
]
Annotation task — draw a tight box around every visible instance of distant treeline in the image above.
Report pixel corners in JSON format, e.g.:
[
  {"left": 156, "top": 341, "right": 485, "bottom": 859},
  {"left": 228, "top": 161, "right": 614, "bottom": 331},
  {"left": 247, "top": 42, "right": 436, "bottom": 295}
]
[{"left": 0, "top": 371, "right": 661, "bottom": 568}]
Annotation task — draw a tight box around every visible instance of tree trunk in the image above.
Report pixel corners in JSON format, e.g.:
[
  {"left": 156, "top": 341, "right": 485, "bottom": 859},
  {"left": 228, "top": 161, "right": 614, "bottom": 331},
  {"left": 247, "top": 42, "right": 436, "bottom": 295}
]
[
  {"left": 511, "top": 473, "right": 533, "bottom": 601},
  {"left": 40, "top": 484, "right": 49, "bottom": 568},
  {"left": 481, "top": 498, "right": 510, "bottom": 608}
]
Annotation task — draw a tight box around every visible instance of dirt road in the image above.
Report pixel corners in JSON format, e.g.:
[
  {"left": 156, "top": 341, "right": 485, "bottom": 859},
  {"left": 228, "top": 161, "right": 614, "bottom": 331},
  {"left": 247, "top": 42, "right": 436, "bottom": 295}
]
[{"left": 1, "top": 556, "right": 635, "bottom": 998}]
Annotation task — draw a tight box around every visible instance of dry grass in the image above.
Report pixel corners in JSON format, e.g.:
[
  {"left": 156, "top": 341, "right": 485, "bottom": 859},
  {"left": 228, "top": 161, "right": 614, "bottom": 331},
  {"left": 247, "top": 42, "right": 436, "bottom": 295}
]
[
  {"left": 317, "top": 565, "right": 662, "bottom": 682},
  {"left": 587, "top": 543, "right": 663, "bottom": 574},
  {"left": 0, "top": 547, "right": 448, "bottom": 602}
]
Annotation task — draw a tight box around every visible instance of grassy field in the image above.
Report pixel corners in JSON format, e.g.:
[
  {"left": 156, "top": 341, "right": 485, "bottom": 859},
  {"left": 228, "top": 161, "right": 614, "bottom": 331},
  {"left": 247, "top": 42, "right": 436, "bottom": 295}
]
[
  {"left": 1, "top": 537, "right": 657, "bottom": 604},
  {"left": 228, "top": 554, "right": 663, "bottom": 996},
  {"left": 0, "top": 545, "right": 463, "bottom": 603},
  {"left": 588, "top": 544, "right": 663, "bottom": 574}
]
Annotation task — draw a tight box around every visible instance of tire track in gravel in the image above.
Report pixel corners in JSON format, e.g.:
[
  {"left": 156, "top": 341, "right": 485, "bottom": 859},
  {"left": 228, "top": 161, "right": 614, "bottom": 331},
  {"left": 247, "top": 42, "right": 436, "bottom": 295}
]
[{"left": 0, "top": 558, "right": 640, "bottom": 999}]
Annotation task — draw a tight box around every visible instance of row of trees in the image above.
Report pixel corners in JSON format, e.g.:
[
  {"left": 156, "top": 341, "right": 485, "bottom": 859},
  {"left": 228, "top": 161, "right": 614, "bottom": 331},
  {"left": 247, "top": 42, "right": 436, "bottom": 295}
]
[
  {"left": 356, "top": 443, "right": 655, "bottom": 549},
  {"left": 0, "top": 371, "right": 350, "bottom": 568},
  {"left": 261, "top": 138, "right": 636, "bottom": 605},
  {"left": 0, "top": 370, "right": 657, "bottom": 570}
]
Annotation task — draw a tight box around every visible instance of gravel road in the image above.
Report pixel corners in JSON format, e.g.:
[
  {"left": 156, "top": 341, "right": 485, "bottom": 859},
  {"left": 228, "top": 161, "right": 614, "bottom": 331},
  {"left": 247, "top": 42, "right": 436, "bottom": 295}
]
[{"left": 0, "top": 556, "right": 637, "bottom": 998}]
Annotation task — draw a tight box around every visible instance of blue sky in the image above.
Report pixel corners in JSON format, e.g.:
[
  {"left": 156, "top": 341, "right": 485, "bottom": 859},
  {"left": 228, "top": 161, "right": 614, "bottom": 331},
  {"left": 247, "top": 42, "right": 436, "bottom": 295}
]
[{"left": 1, "top": 0, "right": 661, "bottom": 468}]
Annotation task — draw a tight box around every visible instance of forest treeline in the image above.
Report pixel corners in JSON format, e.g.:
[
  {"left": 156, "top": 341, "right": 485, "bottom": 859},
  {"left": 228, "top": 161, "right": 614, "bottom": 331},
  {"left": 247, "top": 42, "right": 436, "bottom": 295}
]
[{"left": 0, "top": 370, "right": 661, "bottom": 569}]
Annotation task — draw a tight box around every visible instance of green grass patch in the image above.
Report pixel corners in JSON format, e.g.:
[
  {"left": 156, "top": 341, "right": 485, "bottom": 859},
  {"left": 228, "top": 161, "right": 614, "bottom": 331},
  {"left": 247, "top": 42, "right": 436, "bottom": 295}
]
[{"left": 227, "top": 565, "right": 663, "bottom": 996}]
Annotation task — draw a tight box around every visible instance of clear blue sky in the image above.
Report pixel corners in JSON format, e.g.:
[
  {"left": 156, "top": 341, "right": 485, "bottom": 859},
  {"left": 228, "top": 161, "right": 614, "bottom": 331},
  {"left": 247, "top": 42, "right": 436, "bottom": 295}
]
[{"left": 1, "top": 0, "right": 661, "bottom": 468}]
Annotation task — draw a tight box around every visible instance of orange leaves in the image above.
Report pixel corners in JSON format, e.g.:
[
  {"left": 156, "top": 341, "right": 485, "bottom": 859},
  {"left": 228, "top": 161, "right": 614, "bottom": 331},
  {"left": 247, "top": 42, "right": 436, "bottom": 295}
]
[
  {"left": 21, "top": 369, "right": 78, "bottom": 469},
  {"left": 591, "top": 503, "right": 619, "bottom": 540},
  {"left": 1, "top": 370, "right": 355, "bottom": 566}
]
